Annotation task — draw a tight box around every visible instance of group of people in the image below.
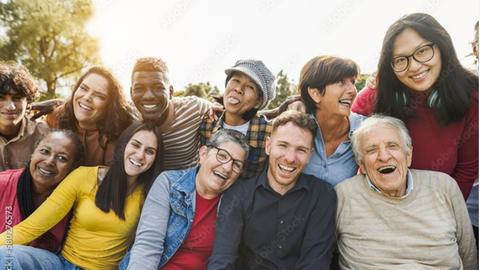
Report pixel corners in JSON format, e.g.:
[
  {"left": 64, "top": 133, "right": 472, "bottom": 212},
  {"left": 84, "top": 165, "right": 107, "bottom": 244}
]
[{"left": 0, "top": 12, "right": 478, "bottom": 270}]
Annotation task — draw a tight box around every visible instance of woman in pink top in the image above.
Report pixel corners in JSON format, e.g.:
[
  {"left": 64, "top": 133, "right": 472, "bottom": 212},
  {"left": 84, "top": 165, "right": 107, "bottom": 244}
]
[{"left": 0, "top": 130, "right": 84, "bottom": 252}]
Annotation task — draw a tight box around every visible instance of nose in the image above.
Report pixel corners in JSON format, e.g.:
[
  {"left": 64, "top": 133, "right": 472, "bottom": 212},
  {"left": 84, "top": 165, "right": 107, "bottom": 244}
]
[
  {"left": 283, "top": 148, "right": 296, "bottom": 163},
  {"left": 45, "top": 154, "right": 56, "bottom": 166},
  {"left": 408, "top": 56, "right": 422, "bottom": 72},
  {"left": 377, "top": 146, "right": 391, "bottom": 162},
  {"left": 83, "top": 90, "right": 93, "bottom": 102},
  {"left": 143, "top": 88, "right": 155, "bottom": 99},
  {"left": 5, "top": 98, "right": 16, "bottom": 110}
]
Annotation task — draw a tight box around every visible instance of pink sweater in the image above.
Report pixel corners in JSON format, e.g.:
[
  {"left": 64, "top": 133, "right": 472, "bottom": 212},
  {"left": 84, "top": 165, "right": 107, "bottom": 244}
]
[
  {"left": 352, "top": 87, "right": 478, "bottom": 199},
  {"left": 0, "top": 168, "right": 69, "bottom": 252}
]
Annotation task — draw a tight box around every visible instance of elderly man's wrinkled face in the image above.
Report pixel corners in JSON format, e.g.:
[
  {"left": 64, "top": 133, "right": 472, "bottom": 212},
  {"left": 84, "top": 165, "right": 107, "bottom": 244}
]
[{"left": 358, "top": 126, "right": 412, "bottom": 197}]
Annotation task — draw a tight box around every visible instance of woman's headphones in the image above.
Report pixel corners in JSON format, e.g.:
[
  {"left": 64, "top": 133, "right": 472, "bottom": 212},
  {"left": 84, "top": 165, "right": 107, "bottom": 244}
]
[{"left": 394, "top": 89, "right": 441, "bottom": 108}]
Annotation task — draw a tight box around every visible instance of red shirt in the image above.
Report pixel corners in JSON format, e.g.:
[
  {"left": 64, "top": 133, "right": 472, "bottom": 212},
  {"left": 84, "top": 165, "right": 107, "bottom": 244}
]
[
  {"left": 162, "top": 192, "right": 220, "bottom": 270},
  {"left": 0, "top": 168, "right": 69, "bottom": 252},
  {"left": 352, "top": 87, "right": 478, "bottom": 199}
]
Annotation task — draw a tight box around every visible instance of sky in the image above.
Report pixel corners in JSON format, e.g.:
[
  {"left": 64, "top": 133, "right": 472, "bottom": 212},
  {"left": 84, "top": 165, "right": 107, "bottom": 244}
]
[{"left": 87, "top": 0, "right": 479, "bottom": 97}]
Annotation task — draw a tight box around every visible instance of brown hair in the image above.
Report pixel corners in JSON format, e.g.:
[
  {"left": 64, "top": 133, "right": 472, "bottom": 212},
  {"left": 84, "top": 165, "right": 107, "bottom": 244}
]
[
  {"left": 59, "top": 66, "right": 133, "bottom": 140},
  {"left": 271, "top": 110, "right": 317, "bottom": 140},
  {"left": 299, "top": 55, "right": 359, "bottom": 114}
]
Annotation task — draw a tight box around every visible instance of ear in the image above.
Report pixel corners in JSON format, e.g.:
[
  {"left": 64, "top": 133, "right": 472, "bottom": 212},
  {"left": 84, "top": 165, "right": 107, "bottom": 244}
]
[
  {"left": 265, "top": 136, "right": 271, "bottom": 156},
  {"left": 130, "top": 86, "right": 133, "bottom": 97},
  {"left": 199, "top": 145, "right": 208, "bottom": 164},
  {"left": 169, "top": 85, "right": 174, "bottom": 99},
  {"left": 307, "top": 87, "right": 322, "bottom": 103},
  {"left": 406, "top": 149, "right": 413, "bottom": 167},
  {"left": 359, "top": 162, "right": 366, "bottom": 175}
]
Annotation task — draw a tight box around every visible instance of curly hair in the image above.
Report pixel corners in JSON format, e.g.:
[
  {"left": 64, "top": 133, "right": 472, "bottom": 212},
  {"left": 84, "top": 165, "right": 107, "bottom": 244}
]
[
  {"left": 131, "top": 57, "right": 170, "bottom": 84},
  {"left": 59, "top": 66, "right": 133, "bottom": 141},
  {"left": 0, "top": 61, "right": 38, "bottom": 102}
]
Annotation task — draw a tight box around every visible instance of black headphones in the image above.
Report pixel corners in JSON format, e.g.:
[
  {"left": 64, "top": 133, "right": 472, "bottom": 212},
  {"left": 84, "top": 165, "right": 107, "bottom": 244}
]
[{"left": 394, "top": 88, "right": 441, "bottom": 108}]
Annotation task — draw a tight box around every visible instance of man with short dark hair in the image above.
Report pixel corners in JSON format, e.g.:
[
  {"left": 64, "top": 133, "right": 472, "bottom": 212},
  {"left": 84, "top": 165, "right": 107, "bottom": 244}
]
[
  {"left": 208, "top": 110, "right": 337, "bottom": 270},
  {"left": 130, "top": 57, "right": 213, "bottom": 170},
  {"left": 0, "top": 62, "right": 48, "bottom": 170}
]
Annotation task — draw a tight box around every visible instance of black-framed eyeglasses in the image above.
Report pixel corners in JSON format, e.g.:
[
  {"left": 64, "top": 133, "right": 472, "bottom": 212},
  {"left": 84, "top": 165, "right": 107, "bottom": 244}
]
[
  {"left": 391, "top": 43, "right": 435, "bottom": 72},
  {"left": 207, "top": 145, "right": 244, "bottom": 174}
]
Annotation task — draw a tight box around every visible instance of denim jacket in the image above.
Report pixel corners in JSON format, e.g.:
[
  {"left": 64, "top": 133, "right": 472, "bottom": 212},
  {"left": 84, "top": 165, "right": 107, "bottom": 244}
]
[{"left": 126, "top": 166, "right": 198, "bottom": 269}]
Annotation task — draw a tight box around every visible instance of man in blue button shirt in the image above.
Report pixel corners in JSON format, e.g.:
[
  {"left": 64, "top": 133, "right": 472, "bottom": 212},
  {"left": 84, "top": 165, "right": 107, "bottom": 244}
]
[{"left": 208, "top": 110, "right": 337, "bottom": 270}]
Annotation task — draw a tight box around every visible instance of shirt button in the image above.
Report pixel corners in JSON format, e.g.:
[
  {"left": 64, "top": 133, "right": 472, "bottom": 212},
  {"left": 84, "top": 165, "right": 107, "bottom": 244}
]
[
  {"left": 279, "top": 220, "right": 284, "bottom": 224},
  {"left": 277, "top": 244, "right": 282, "bottom": 249}
]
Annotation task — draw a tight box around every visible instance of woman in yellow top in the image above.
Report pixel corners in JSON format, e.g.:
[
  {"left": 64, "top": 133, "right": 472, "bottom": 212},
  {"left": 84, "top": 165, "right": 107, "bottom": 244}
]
[{"left": 0, "top": 122, "right": 163, "bottom": 270}]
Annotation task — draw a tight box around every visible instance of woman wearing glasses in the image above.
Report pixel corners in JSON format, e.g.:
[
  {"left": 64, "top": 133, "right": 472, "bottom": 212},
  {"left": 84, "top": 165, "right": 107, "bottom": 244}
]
[
  {"left": 121, "top": 129, "right": 248, "bottom": 270},
  {"left": 352, "top": 13, "right": 478, "bottom": 199}
]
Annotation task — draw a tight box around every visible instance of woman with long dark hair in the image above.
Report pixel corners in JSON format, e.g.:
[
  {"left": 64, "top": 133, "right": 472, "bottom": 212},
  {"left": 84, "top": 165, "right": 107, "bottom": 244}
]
[
  {"left": 46, "top": 66, "right": 134, "bottom": 166},
  {"left": 0, "top": 122, "right": 163, "bottom": 270},
  {"left": 352, "top": 13, "right": 478, "bottom": 199},
  {"left": 0, "top": 130, "right": 84, "bottom": 253}
]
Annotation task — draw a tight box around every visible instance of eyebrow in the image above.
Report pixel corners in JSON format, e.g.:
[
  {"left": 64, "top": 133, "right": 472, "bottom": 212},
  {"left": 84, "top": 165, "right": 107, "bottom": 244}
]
[
  {"left": 393, "top": 42, "right": 432, "bottom": 57},
  {"left": 132, "top": 139, "right": 157, "bottom": 150}
]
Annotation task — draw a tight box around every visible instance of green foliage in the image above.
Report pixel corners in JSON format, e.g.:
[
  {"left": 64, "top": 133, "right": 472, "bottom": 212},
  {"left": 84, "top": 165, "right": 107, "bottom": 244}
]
[
  {"left": 355, "top": 74, "right": 370, "bottom": 91},
  {"left": 0, "top": 0, "right": 100, "bottom": 99},
  {"left": 267, "top": 70, "right": 296, "bottom": 109},
  {"left": 178, "top": 82, "right": 221, "bottom": 102}
]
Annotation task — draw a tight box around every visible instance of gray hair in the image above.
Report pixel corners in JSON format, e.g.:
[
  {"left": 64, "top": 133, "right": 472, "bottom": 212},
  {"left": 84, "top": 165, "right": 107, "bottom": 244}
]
[
  {"left": 207, "top": 129, "right": 250, "bottom": 157},
  {"left": 351, "top": 114, "right": 412, "bottom": 163}
]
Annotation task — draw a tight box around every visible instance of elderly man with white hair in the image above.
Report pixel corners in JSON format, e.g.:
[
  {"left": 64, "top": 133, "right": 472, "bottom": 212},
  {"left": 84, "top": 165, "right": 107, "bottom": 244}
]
[{"left": 335, "top": 114, "right": 477, "bottom": 270}]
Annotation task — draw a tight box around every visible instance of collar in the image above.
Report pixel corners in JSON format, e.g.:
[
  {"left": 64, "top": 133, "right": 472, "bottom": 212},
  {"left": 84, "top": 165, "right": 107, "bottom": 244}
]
[
  {"left": 171, "top": 166, "right": 198, "bottom": 195},
  {"left": 367, "top": 169, "right": 414, "bottom": 198}
]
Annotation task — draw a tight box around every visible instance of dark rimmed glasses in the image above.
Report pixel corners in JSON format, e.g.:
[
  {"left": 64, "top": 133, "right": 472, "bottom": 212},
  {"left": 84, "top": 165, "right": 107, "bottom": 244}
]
[
  {"left": 391, "top": 43, "right": 435, "bottom": 72},
  {"left": 208, "top": 145, "right": 244, "bottom": 174}
]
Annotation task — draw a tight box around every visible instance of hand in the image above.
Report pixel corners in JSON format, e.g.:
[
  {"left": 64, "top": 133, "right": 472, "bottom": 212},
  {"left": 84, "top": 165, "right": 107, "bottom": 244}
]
[
  {"left": 207, "top": 102, "right": 224, "bottom": 121},
  {"left": 30, "top": 99, "right": 65, "bottom": 120}
]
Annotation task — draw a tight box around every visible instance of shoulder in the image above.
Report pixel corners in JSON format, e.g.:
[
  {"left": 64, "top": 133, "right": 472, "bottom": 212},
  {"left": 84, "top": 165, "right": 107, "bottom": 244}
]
[
  {"left": 411, "top": 169, "right": 457, "bottom": 191},
  {"left": 302, "top": 174, "right": 336, "bottom": 196},
  {"left": 66, "top": 166, "right": 99, "bottom": 185},
  {"left": 173, "top": 96, "right": 212, "bottom": 110},
  {"left": 0, "top": 168, "right": 24, "bottom": 187},
  {"left": 335, "top": 174, "right": 365, "bottom": 194},
  {"left": 158, "top": 167, "right": 196, "bottom": 189}
]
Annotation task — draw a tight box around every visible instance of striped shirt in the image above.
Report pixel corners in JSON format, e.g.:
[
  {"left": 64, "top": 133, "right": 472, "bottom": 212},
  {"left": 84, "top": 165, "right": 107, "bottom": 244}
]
[{"left": 161, "top": 96, "right": 211, "bottom": 170}]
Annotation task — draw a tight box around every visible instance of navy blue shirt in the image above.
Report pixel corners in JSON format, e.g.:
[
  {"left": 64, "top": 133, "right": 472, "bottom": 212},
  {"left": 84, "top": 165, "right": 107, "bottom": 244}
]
[{"left": 208, "top": 169, "right": 337, "bottom": 270}]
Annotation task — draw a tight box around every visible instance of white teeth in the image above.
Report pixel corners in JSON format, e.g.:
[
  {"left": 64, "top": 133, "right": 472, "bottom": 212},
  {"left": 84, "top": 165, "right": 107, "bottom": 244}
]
[
  {"left": 411, "top": 70, "right": 428, "bottom": 80},
  {"left": 227, "top": 96, "right": 240, "bottom": 105},
  {"left": 339, "top": 99, "right": 352, "bottom": 105},
  {"left": 142, "top": 104, "right": 158, "bottom": 109},
  {"left": 78, "top": 102, "right": 93, "bottom": 111},
  {"left": 213, "top": 171, "right": 228, "bottom": 180},
  {"left": 129, "top": 158, "right": 142, "bottom": 167},
  {"left": 278, "top": 164, "right": 295, "bottom": 172},
  {"left": 38, "top": 167, "right": 54, "bottom": 176}
]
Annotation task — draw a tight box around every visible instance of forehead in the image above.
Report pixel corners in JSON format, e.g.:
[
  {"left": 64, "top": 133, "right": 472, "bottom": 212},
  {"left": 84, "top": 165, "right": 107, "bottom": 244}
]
[
  {"left": 215, "top": 141, "right": 246, "bottom": 160},
  {"left": 361, "top": 126, "right": 402, "bottom": 147},
  {"left": 393, "top": 28, "right": 429, "bottom": 55},
  {"left": 132, "top": 71, "right": 168, "bottom": 85},
  {"left": 80, "top": 73, "right": 110, "bottom": 94},
  {"left": 38, "top": 133, "right": 75, "bottom": 154},
  {"left": 230, "top": 72, "right": 258, "bottom": 87},
  {"left": 271, "top": 122, "right": 313, "bottom": 148},
  {"left": 130, "top": 130, "right": 158, "bottom": 148}
]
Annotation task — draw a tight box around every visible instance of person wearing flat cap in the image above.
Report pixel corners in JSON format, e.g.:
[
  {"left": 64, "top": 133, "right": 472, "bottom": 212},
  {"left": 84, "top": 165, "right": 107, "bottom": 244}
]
[{"left": 199, "top": 59, "right": 276, "bottom": 179}]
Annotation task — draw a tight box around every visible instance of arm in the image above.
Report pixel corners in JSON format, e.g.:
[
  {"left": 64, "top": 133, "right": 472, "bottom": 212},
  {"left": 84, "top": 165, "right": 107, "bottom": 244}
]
[
  {"left": 127, "top": 173, "right": 171, "bottom": 270},
  {"left": 351, "top": 86, "right": 375, "bottom": 116},
  {"left": 451, "top": 96, "right": 478, "bottom": 199},
  {"left": 295, "top": 187, "right": 337, "bottom": 270},
  {"left": 448, "top": 175, "right": 478, "bottom": 269},
  {"left": 207, "top": 182, "right": 246, "bottom": 270},
  {"left": 0, "top": 167, "right": 83, "bottom": 245}
]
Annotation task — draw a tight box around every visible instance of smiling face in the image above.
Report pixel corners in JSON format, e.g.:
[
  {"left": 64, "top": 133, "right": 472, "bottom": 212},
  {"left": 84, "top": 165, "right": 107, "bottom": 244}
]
[
  {"left": 131, "top": 71, "right": 171, "bottom": 123},
  {"left": 265, "top": 122, "right": 313, "bottom": 194},
  {"left": 392, "top": 28, "right": 442, "bottom": 92},
  {"left": 358, "top": 125, "right": 412, "bottom": 197},
  {"left": 309, "top": 76, "right": 357, "bottom": 118},
  {"left": 223, "top": 72, "right": 262, "bottom": 122},
  {"left": 73, "top": 73, "right": 110, "bottom": 130},
  {"left": 29, "top": 133, "right": 76, "bottom": 193},
  {"left": 196, "top": 141, "right": 247, "bottom": 198},
  {"left": 0, "top": 91, "right": 28, "bottom": 129},
  {"left": 123, "top": 129, "right": 158, "bottom": 181}
]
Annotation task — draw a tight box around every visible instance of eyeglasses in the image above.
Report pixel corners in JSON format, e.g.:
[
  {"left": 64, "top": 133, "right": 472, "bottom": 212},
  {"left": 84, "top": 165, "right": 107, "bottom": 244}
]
[
  {"left": 391, "top": 43, "right": 435, "bottom": 72},
  {"left": 208, "top": 145, "right": 244, "bottom": 174}
]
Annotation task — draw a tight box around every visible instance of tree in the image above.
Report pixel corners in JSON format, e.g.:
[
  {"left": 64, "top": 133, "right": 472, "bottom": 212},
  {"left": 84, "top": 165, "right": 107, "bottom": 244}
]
[
  {"left": 178, "top": 82, "right": 221, "bottom": 102},
  {"left": 0, "top": 0, "right": 100, "bottom": 99},
  {"left": 267, "top": 70, "right": 296, "bottom": 109}
]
